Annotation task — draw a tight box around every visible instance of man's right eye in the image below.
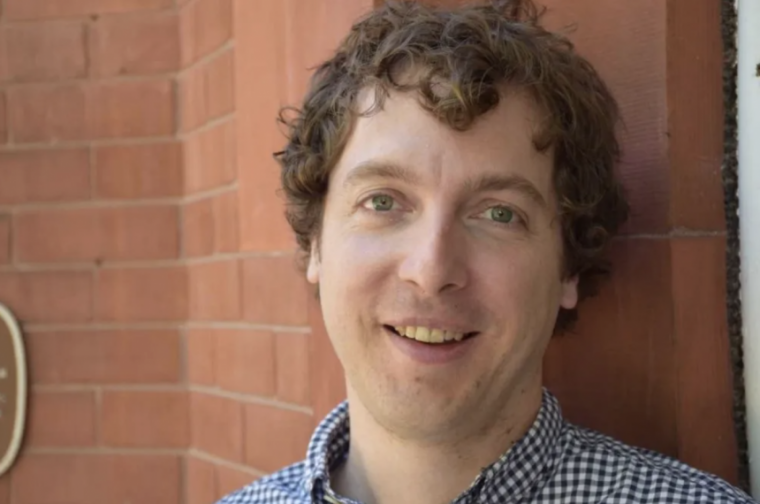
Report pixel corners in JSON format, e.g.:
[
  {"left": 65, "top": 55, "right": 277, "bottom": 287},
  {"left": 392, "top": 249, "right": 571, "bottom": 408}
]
[{"left": 366, "top": 194, "right": 396, "bottom": 211}]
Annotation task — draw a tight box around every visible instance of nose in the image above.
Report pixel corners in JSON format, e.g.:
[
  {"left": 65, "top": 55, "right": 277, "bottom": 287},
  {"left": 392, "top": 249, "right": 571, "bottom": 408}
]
[{"left": 397, "top": 214, "right": 469, "bottom": 295}]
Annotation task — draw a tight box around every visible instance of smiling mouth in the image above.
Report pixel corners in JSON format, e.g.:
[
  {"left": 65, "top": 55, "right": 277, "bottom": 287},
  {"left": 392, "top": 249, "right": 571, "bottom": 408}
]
[{"left": 384, "top": 325, "right": 478, "bottom": 344}]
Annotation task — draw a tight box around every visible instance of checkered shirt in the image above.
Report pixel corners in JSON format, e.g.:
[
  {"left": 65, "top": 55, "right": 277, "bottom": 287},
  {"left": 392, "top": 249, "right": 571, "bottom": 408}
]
[{"left": 217, "top": 389, "right": 756, "bottom": 503}]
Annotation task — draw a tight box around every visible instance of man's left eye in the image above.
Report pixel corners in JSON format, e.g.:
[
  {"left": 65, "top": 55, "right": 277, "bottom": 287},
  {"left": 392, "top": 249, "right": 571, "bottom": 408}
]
[
  {"left": 485, "top": 205, "right": 516, "bottom": 224},
  {"left": 368, "top": 194, "right": 396, "bottom": 211}
]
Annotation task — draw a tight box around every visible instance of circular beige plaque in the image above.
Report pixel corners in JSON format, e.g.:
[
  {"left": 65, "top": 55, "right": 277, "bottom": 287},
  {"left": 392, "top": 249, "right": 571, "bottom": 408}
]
[{"left": 0, "top": 303, "right": 26, "bottom": 476}]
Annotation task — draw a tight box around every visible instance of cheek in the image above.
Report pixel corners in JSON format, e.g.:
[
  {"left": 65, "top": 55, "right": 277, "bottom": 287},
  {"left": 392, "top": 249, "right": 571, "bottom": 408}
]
[
  {"left": 317, "top": 233, "right": 398, "bottom": 360},
  {"left": 475, "top": 244, "right": 565, "bottom": 320},
  {"left": 322, "top": 230, "right": 398, "bottom": 285},
  {"left": 318, "top": 232, "right": 399, "bottom": 333}
]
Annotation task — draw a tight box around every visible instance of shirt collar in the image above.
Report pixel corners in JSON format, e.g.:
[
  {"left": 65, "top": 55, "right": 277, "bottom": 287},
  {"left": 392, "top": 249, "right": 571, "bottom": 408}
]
[
  {"left": 467, "top": 389, "right": 565, "bottom": 501},
  {"left": 301, "top": 400, "right": 351, "bottom": 499},
  {"left": 301, "top": 388, "right": 565, "bottom": 502}
]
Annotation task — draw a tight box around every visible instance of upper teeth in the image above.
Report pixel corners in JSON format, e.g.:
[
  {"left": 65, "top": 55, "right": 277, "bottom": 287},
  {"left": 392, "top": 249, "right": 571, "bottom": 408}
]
[{"left": 394, "top": 326, "right": 466, "bottom": 343}]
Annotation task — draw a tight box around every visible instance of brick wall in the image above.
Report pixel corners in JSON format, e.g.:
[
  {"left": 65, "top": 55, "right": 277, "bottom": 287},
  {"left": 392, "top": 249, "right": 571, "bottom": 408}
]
[
  {"left": 184, "top": 2, "right": 373, "bottom": 501},
  {"left": 0, "top": 0, "right": 740, "bottom": 502},
  {"left": 0, "top": 0, "right": 187, "bottom": 503},
  {"left": 0, "top": 0, "right": 375, "bottom": 500},
  {"left": 538, "top": 0, "right": 738, "bottom": 484},
  {"left": 181, "top": 0, "right": 255, "bottom": 498}
]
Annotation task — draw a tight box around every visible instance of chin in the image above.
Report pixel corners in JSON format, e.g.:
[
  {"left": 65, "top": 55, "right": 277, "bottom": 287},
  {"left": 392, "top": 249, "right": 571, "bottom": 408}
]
[
  {"left": 362, "top": 372, "right": 475, "bottom": 426},
  {"left": 372, "top": 397, "right": 468, "bottom": 438}
]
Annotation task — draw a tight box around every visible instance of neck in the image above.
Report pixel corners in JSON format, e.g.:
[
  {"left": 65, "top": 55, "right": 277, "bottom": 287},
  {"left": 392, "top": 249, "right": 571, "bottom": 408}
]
[{"left": 331, "top": 383, "right": 543, "bottom": 504}]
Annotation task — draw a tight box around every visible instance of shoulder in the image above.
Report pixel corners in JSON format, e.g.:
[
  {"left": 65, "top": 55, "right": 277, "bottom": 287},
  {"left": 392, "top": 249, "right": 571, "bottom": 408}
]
[
  {"left": 215, "top": 462, "right": 310, "bottom": 504},
  {"left": 557, "top": 425, "right": 755, "bottom": 503}
]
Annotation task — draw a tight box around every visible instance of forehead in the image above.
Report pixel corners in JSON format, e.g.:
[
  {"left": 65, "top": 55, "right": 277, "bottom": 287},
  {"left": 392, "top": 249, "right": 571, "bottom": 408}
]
[{"left": 331, "top": 87, "right": 555, "bottom": 195}]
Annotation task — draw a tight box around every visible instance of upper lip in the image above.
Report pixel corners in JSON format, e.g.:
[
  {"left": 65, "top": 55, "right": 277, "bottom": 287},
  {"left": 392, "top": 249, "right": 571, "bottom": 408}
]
[{"left": 383, "top": 319, "right": 478, "bottom": 334}]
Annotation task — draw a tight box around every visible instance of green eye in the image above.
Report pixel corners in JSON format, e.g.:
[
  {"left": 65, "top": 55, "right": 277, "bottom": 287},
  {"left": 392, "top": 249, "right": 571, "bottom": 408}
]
[
  {"left": 371, "top": 194, "right": 395, "bottom": 211},
  {"left": 488, "top": 206, "right": 515, "bottom": 223}
]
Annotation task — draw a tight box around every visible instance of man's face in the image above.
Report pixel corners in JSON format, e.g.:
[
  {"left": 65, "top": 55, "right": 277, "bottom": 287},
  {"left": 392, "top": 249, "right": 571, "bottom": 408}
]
[{"left": 307, "top": 88, "right": 578, "bottom": 441}]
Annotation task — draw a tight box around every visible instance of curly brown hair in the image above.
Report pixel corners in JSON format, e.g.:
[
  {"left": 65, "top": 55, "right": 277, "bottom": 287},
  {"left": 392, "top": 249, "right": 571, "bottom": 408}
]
[{"left": 274, "top": 0, "right": 630, "bottom": 333}]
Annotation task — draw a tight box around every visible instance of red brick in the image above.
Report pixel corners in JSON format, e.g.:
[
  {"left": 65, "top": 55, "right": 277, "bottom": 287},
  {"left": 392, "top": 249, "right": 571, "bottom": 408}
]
[
  {"left": 0, "top": 271, "right": 92, "bottom": 322},
  {"left": 88, "top": 79, "right": 175, "bottom": 139},
  {"left": 0, "top": 149, "right": 90, "bottom": 205},
  {"left": 25, "top": 391, "right": 97, "bottom": 447},
  {"left": 7, "top": 83, "right": 87, "bottom": 143},
  {"left": 5, "top": 0, "right": 174, "bottom": 20},
  {"left": 215, "top": 189, "right": 239, "bottom": 252},
  {"left": 216, "top": 465, "right": 257, "bottom": 498},
  {"left": 672, "top": 237, "right": 738, "bottom": 480},
  {"left": 190, "top": 392, "right": 244, "bottom": 462},
  {"left": 286, "top": 1, "right": 374, "bottom": 100},
  {"left": 205, "top": 49, "right": 235, "bottom": 115},
  {"left": 15, "top": 205, "right": 178, "bottom": 263},
  {"left": 0, "top": 216, "right": 9, "bottom": 264},
  {"left": 188, "top": 260, "right": 241, "bottom": 320},
  {"left": 216, "top": 330, "right": 276, "bottom": 396},
  {"left": 186, "top": 457, "right": 217, "bottom": 504},
  {"left": 15, "top": 208, "right": 97, "bottom": 262},
  {"left": 26, "top": 329, "right": 181, "bottom": 384},
  {"left": 0, "top": 476, "right": 8, "bottom": 504},
  {"left": 233, "top": 0, "right": 294, "bottom": 252},
  {"left": 544, "top": 239, "right": 678, "bottom": 455},
  {"left": 101, "top": 390, "right": 189, "bottom": 448},
  {"left": 183, "top": 190, "right": 238, "bottom": 256},
  {"left": 668, "top": 0, "right": 725, "bottom": 231},
  {"left": 10, "top": 453, "right": 181, "bottom": 504},
  {"left": 242, "top": 256, "right": 309, "bottom": 326},
  {"left": 94, "top": 142, "right": 183, "bottom": 199},
  {"left": 180, "top": 49, "right": 234, "bottom": 131},
  {"left": 244, "top": 404, "right": 312, "bottom": 472},
  {"left": 95, "top": 266, "right": 188, "bottom": 321},
  {"left": 89, "top": 12, "right": 180, "bottom": 77},
  {"left": 100, "top": 205, "right": 179, "bottom": 260},
  {"left": 187, "top": 329, "right": 216, "bottom": 386},
  {"left": 179, "top": 62, "right": 205, "bottom": 133},
  {"left": 0, "top": 92, "right": 7, "bottom": 144},
  {"left": 276, "top": 332, "right": 311, "bottom": 406},
  {"left": 5, "top": 21, "right": 86, "bottom": 82},
  {"left": 183, "top": 197, "right": 214, "bottom": 257},
  {"left": 0, "top": 35, "right": 9, "bottom": 83},
  {"left": 237, "top": 158, "right": 294, "bottom": 251},
  {"left": 183, "top": 119, "right": 236, "bottom": 193},
  {"left": 180, "top": 0, "right": 232, "bottom": 65}
]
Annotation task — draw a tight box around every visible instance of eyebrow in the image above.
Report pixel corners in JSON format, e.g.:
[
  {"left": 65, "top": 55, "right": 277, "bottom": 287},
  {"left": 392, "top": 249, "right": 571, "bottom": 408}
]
[
  {"left": 343, "top": 161, "right": 421, "bottom": 189},
  {"left": 465, "top": 173, "right": 547, "bottom": 209},
  {"left": 342, "top": 160, "right": 547, "bottom": 208}
]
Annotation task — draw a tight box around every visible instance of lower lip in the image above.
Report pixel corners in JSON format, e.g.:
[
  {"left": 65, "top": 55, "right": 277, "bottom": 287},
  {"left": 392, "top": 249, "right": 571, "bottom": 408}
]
[{"left": 385, "top": 327, "right": 478, "bottom": 364}]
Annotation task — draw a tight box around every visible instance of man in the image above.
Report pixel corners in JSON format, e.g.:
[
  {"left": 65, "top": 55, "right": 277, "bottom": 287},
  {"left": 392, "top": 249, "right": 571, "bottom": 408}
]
[{"left": 219, "top": 1, "right": 755, "bottom": 503}]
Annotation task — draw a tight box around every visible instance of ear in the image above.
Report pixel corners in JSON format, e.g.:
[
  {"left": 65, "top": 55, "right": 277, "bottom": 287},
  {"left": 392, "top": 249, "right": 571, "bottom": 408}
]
[
  {"left": 559, "top": 275, "right": 579, "bottom": 310},
  {"left": 306, "top": 239, "right": 321, "bottom": 285}
]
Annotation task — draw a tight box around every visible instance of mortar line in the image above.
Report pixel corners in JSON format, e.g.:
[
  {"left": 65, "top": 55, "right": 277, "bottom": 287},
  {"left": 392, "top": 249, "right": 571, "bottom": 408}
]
[
  {"left": 178, "top": 111, "right": 235, "bottom": 139},
  {"left": 2, "top": 6, "right": 179, "bottom": 25},
  {"left": 178, "top": 40, "right": 235, "bottom": 77},
  {"left": 188, "top": 448, "right": 265, "bottom": 478},
  {"left": 24, "top": 446, "right": 186, "bottom": 456},
  {"left": 0, "top": 135, "right": 178, "bottom": 151},
  {"left": 189, "top": 385, "right": 313, "bottom": 414},
  {"left": 23, "top": 321, "right": 184, "bottom": 332},
  {"left": 2, "top": 71, "right": 179, "bottom": 89}
]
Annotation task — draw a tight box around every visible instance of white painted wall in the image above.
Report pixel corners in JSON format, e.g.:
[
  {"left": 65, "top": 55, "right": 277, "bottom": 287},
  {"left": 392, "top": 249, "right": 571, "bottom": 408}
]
[{"left": 737, "top": 0, "right": 760, "bottom": 496}]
